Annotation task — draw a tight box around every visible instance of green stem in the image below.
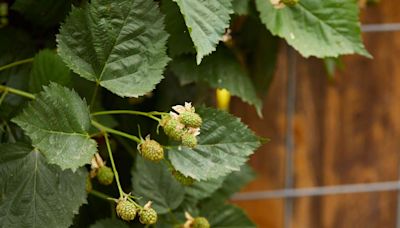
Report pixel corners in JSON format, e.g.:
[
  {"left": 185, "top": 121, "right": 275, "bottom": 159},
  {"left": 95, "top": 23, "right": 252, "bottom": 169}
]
[
  {"left": 91, "top": 110, "right": 163, "bottom": 122},
  {"left": 0, "top": 89, "right": 8, "bottom": 105},
  {"left": 0, "top": 85, "right": 35, "bottom": 99},
  {"left": 91, "top": 120, "right": 141, "bottom": 143},
  {"left": 0, "top": 57, "right": 34, "bottom": 72},
  {"left": 90, "top": 189, "right": 117, "bottom": 202},
  {"left": 104, "top": 133, "right": 124, "bottom": 198},
  {"left": 89, "top": 82, "right": 99, "bottom": 110}
]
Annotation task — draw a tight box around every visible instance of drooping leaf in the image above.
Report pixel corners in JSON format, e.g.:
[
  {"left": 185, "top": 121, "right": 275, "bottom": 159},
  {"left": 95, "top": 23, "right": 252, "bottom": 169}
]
[
  {"left": 131, "top": 156, "right": 185, "bottom": 214},
  {"left": 172, "top": 0, "right": 233, "bottom": 64},
  {"left": 57, "top": 0, "right": 170, "bottom": 97},
  {"left": 168, "top": 107, "right": 261, "bottom": 181},
  {"left": 255, "top": 0, "right": 370, "bottom": 58},
  {"left": 233, "top": 16, "right": 279, "bottom": 97},
  {"left": 12, "top": 0, "right": 72, "bottom": 27},
  {"left": 161, "top": 0, "right": 195, "bottom": 57},
  {"left": 200, "top": 204, "right": 255, "bottom": 228},
  {"left": 185, "top": 177, "right": 225, "bottom": 201},
  {"left": 12, "top": 83, "right": 97, "bottom": 171},
  {"left": 90, "top": 218, "right": 129, "bottom": 228},
  {"left": 204, "top": 164, "right": 255, "bottom": 205},
  {"left": 0, "top": 143, "right": 87, "bottom": 228},
  {"left": 170, "top": 47, "right": 263, "bottom": 116},
  {"left": 29, "top": 49, "right": 71, "bottom": 93}
]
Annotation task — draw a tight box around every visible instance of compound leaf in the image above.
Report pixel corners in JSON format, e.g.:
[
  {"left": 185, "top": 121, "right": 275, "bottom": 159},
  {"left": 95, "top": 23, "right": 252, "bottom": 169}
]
[
  {"left": 0, "top": 143, "right": 87, "bottom": 228},
  {"left": 13, "top": 83, "right": 97, "bottom": 171},
  {"left": 256, "top": 0, "right": 370, "bottom": 58},
  {"left": 172, "top": 0, "right": 233, "bottom": 64},
  {"left": 57, "top": 0, "right": 169, "bottom": 97}
]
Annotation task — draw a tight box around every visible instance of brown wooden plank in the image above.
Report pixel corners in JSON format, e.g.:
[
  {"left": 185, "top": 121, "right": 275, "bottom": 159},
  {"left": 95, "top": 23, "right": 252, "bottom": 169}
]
[
  {"left": 292, "top": 31, "right": 400, "bottom": 228},
  {"left": 361, "top": 2, "right": 400, "bottom": 24}
]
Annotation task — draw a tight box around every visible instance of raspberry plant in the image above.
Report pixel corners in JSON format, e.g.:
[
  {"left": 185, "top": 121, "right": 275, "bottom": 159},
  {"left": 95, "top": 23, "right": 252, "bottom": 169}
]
[{"left": 0, "top": 0, "right": 368, "bottom": 227}]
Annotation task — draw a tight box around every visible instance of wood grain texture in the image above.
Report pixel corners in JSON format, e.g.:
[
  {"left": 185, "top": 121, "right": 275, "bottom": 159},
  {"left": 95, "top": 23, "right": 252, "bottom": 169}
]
[{"left": 230, "top": 3, "right": 400, "bottom": 228}]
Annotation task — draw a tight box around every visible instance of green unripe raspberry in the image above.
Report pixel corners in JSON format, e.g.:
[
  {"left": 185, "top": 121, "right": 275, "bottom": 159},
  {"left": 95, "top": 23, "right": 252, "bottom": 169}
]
[
  {"left": 97, "top": 166, "right": 114, "bottom": 185},
  {"left": 281, "top": 0, "right": 299, "bottom": 6},
  {"left": 139, "top": 207, "right": 158, "bottom": 225},
  {"left": 193, "top": 217, "right": 210, "bottom": 228},
  {"left": 162, "top": 116, "right": 184, "bottom": 141},
  {"left": 182, "top": 133, "right": 197, "bottom": 148},
  {"left": 139, "top": 139, "right": 164, "bottom": 162},
  {"left": 179, "top": 112, "right": 202, "bottom": 128},
  {"left": 116, "top": 200, "right": 137, "bottom": 221},
  {"left": 172, "top": 169, "right": 194, "bottom": 186}
]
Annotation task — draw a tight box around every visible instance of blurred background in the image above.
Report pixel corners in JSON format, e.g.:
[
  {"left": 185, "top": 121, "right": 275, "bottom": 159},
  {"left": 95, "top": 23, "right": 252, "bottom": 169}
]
[{"left": 228, "top": 1, "right": 400, "bottom": 227}]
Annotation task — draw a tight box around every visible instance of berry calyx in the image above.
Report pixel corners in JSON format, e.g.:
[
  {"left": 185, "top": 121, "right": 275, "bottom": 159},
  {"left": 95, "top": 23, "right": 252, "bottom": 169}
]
[
  {"left": 97, "top": 166, "right": 114, "bottom": 185},
  {"left": 161, "top": 115, "right": 185, "bottom": 141},
  {"left": 182, "top": 133, "right": 197, "bottom": 148},
  {"left": 139, "top": 202, "right": 158, "bottom": 225},
  {"left": 116, "top": 200, "right": 137, "bottom": 221},
  {"left": 192, "top": 217, "right": 210, "bottom": 228},
  {"left": 171, "top": 168, "right": 194, "bottom": 186},
  {"left": 138, "top": 136, "right": 164, "bottom": 162},
  {"left": 179, "top": 111, "right": 202, "bottom": 128}
]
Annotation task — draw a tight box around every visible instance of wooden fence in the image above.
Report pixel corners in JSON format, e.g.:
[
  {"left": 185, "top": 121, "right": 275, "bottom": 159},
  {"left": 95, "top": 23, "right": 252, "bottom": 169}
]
[{"left": 230, "top": 2, "right": 400, "bottom": 227}]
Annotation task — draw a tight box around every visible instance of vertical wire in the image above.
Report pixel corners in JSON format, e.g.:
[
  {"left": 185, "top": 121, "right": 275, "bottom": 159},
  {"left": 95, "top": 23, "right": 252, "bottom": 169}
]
[{"left": 284, "top": 47, "right": 297, "bottom": 228}]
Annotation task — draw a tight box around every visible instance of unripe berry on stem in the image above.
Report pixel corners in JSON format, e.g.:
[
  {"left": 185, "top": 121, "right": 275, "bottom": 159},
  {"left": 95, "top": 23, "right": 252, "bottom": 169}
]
[
  {"left": 97, "top": 166, "right": 114, "bottom": 185},
  {"left": 139, "top": 202, "right": 158, "bottom": 225},
  {"left": 116, "top": 200, "right": 137, "bottom": 221},
  {"left": 138, "top": 136, "right": 164, "bottom": 162},
  {"left": 193, "top": 217, "right": 210, "bottom": 228}
]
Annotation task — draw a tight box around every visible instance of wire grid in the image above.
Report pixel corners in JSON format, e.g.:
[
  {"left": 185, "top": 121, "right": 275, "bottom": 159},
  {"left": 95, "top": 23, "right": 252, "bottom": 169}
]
[{"left": 231, "top": 23, "right": 400, "bottom": 228}]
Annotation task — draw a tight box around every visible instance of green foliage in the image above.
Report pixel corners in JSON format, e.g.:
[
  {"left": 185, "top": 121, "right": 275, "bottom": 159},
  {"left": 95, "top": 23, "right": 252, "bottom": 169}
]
[
  {"left": 57, "top": 0, "right": 169, "bottom": 97},
  {"left": 168, "top": 107, "right": 261, "bottom": 181},
  {"left": 29, "top": 49, "right": 71, "bottom": 93},
  {"left": 131, "top": 156, "right": 185, "bottom": 214},
  {"left": 172, "top": 0, "right": 233, "bottom": 64},
  {"left": 0, "top": 143, "right": 87, "bottom": 228},
  {"left": 0, "top": 0, "right": 370, "bottom": 226},
  {"left": 256, "top": 0, "right": 370, "bottom": 58},
  {"left": 12, "top": 83, "right": 97, "bottom": 171},
  {"left": 171, "top": 47, "right": 263, "bottom": 115}
]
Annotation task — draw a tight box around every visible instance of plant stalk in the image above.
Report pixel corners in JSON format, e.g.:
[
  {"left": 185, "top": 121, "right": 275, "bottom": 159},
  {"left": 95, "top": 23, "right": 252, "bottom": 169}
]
[
  {"left": 0, "top": 57, "right": 34, "bottom": 72},
  {"left": 91, "top": 110, "right": 163, "bottom": 122},
  {"left": 91, "top": 120, "right": 141, "bottom": 143},
  {"left": 0, "top": 85, "right": 35, "bottom": 99},
  {"left": 104, "top": 133, "right": 124, "bottom": 198}
]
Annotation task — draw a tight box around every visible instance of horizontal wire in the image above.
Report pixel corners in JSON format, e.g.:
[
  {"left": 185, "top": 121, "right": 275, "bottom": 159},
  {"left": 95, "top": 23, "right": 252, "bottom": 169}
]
[
  {"left": 232, "top": 181, "right": 400, "bottom": 201},
  {"left": 362, "top": 23, "right": 400, "bottom": 32}
]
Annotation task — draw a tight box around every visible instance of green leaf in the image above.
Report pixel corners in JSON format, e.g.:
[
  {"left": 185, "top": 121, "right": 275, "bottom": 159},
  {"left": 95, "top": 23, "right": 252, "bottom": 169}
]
[
  {"left": 168, "top": 107, "right": 261, "bottom": 181},
  {"left": 12, "top": 0, "right": 72, "bottom": 27},
  {"left": 29, "top": 49, "right": 71, "bottom": 93},
  {"left": 170, "top": 47, "right": 263, "bottom": 116},
  {"left": 57, "top": 0, "right": 170, "bottom": 97},
  {"left": 185, "top": 177, "right": 225, "bottom": 201},
  {"left": 131, "top": 156, "right": 185, "bottom": 214},
  {"left": 232, "top": 0, "right": 251, "bottom": 15},
  {"left": 233, "top": 16, "right": 279, "bottom": 97},
  {"left": 201, "top": 204, "right": 255, "bottom": 228},
  {"left": 12, "top": 83, "right": 97, "bottom": 171},
  {"left": 172, "top": 0, "right": 233, "bottom": 64},
  {"left": 205, "top": 164, "right": 255, "bottom": 205},
  {"left": 90, "top": 218, "right": 129, "bottom": 228},
  {"left": 255, "top": 0, "right": 370, "bottom": 58},
  {"left": 161, "top": 0, "right": 195, "bottom": 57},
  {"left": 0, "top": 143, "right": 87, "bottom": 228}
]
